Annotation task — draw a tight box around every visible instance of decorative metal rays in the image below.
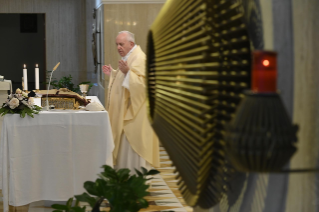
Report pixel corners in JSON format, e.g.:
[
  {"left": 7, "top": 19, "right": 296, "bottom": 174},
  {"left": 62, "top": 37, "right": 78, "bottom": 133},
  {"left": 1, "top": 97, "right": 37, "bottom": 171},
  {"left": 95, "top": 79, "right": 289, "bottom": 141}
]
[{"left": 146, "top": 0, "right": 252, "bottom": 208}]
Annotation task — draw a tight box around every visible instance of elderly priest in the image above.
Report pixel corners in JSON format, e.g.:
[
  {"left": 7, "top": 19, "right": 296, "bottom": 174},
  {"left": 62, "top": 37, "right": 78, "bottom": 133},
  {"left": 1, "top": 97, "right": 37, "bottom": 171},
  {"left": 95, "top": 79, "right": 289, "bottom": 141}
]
[{"left": 103, "top": 31, "right": 160, "bottom": 172}]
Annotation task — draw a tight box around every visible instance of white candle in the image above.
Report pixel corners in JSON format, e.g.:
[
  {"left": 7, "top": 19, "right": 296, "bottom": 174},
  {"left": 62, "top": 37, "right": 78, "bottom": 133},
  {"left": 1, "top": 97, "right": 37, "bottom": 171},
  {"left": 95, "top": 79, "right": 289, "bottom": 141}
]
[
  {"left": 23, "top": 64, "right": 28, "bottom": 91},
  {"left": 35, "top": 64, "right": 39, "bottom": 90}
]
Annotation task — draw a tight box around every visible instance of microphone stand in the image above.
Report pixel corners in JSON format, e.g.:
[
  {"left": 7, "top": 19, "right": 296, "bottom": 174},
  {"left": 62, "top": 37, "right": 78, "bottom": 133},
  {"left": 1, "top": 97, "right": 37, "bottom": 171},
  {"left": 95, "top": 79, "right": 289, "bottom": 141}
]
[{"left": 46, "top": 62, "right": 60, "bottom": 111}]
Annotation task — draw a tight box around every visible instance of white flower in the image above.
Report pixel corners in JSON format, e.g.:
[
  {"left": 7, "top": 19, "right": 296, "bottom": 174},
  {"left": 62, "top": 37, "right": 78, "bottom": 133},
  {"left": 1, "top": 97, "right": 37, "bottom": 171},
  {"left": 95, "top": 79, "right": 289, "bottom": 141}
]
[
  {"left": 9, "top": 98, "right": 19, "bottom": 109},
  {"left": 28, "top": 97, "right": 34, "bottom": 106},
  {"left": 22, "top": 100, "right": 32, "bottom": 109},
  {"left": 16, "top": 94, "right": 24, "bottom": 100},
  {"left": 16, "top": 88, "right": 22, "bottom": 94},
  {"left": 8, "top": 94, "right": 13, "bottom": 99},
  {"left": 22, "top": 100, "right": 28, "bottom": 105},
  {"left": 22, "top": 92, "right": 28, "bottom": 98}
]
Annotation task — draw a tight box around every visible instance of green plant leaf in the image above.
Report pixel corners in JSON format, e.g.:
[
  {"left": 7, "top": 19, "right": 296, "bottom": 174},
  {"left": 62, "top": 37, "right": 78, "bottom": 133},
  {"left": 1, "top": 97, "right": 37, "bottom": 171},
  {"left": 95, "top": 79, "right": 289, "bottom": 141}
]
[
  {"left": 51, "top": 204, "right": 69, "bottom": 210},
  {"left": 70, "top": 206, "right": 86, "bottom": 212},
  {"left": 44, "top": 73, "right": 86, "bottom": 93},
  {"left": 134, "top": 169, "right": 143, "bottom": 177},
  {"left": 66, "top": 197, "right": 73, "bottom": 208},
  {"left": 117, "top": 168, "right": 130, "bottom": 182},
  {"left": 97, "top": 173, "right": 108, "bottom": 182},
  {"left": 138, "top": 198, "right": 149, "bottom": 208},
  {"left": 141, "top": 167, "right": 148, "bottom": 175},
  {"left": 75, "top": 199, "right": 80, "bottom": 207},
  {"left": 52, "top": 210, "right": 63, "bottom": 212},
  {"left": 20, "top": 109, "right": 26, "bottom": 118},
  {"left": 25, "top": 107, "right": 34, "bottom": 118},
  {"left": 95, "top": 178, "right": 111, "bottom": 198},
  {"left": 84, "top": 181, "right": 99, "bottom": 196},
  {"left": 1, "top": 108, "right": 9, "bottom": 116},
  {"left": 74, "top": 193, "right": 96, "bottom": 208},
  {"left": 101, "top": 165, "right": 118, "bottom": 180},
  {"left": 146, "top": 169, "right": 160, "bottom": 176},
  {"left": 34, "top": 105, "right": 42, "bottom": 110}
]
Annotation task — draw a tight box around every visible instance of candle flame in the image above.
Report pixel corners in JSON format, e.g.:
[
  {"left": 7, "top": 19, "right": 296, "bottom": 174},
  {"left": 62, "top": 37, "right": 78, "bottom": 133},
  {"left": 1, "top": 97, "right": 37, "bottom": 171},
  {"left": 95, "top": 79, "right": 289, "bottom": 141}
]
[
  {"left": 53, "top": 62, "right": 60, "bottom": 71},
  {"left": 24, "top": 64, "right": 26, "bottom": 68},
  {"left": 36, "top": 64, "right": 38, "bottom": 68},
  {"left": 263, "top": 60, "right": 270, "bottom": 67}
]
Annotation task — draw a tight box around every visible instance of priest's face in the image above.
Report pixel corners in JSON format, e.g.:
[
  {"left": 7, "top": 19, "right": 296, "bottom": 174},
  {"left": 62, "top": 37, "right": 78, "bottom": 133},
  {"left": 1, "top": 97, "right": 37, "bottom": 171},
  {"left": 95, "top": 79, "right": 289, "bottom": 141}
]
[{"left": 116, "top": 33, "right": 135, "bottom": 57}]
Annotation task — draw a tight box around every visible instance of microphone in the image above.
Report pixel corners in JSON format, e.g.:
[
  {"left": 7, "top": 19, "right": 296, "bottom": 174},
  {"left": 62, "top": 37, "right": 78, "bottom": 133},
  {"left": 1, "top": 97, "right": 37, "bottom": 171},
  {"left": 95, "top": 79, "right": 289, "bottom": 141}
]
[{"left": 46, "top": 62, "right": 60, "bottom": 110}]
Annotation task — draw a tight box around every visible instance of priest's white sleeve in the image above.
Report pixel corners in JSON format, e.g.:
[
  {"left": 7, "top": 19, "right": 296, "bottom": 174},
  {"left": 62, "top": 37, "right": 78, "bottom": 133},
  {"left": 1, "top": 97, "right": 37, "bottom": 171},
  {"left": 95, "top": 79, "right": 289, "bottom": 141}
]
[{"left": 122, "top": 70, "right": 130, "bottom": 90}]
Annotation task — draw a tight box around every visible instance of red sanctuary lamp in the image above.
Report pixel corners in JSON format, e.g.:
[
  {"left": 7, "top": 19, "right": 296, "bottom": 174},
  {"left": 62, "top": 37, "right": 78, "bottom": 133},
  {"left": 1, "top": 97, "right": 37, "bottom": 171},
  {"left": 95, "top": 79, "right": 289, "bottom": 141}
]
[
  {"left": 225, "top": 50, "right": 298, "bottom": 173},
  {"left": 251, "top": 51, "right": 277, "bottom": 93}
]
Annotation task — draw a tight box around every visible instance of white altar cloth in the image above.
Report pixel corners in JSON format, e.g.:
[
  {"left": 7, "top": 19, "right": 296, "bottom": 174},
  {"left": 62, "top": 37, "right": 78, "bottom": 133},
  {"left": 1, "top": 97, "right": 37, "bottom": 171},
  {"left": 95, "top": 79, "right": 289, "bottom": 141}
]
[
  {"left": 0, "top": 99, "right": 113, "bottom": 212},
  {"left": 0, "top": 80, "right": 11, "bottom": 140}
]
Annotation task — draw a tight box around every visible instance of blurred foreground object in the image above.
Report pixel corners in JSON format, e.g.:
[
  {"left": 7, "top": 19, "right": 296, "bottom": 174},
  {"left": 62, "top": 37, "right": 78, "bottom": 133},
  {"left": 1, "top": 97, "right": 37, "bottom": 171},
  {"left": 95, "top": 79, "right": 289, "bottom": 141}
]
[
  {"left": 146, "top": 0, "right": 252, "bottom": 208},
  {"left": 146, "top": 0, "right": 301, "bottom": 209}
]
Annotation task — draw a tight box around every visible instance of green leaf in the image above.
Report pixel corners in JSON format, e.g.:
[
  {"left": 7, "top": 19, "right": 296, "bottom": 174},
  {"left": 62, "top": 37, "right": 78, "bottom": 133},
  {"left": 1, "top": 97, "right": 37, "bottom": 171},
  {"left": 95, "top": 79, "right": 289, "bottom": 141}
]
[
  {"left": 1, "top": 109, "right": 9, "bottom": 116},
  {"left": 95, "top": 178, "right": 110, "bottom": 198},
  {"left": 52, "top": 210, "right": 63, "bottom": 212},
  {"left": 84, "top": 181, "right": 99, "bottom": 196},
  {"left": 75, "top": 199, "right": 80, "bottom": 207},
  {"left": 134, "top": 169, "right": 143, "bottom": 177},
  {"left": 138, "top": 198, "right": 149, "bottom": 208},
  {"left": 70, "top": 206, "right": 86, "bottom": 212},
  {"left": 33, "top": 105, "right": 42, "bottom": 110},
  {"left": 20, "top": 109, "right": 26, "bottom": 118},
  {"left": 66, "top": 197, "right": 73, "bottom": 208},
  {"left": 51, "top": 204, "right": 69, "bottom": 210},
  {"left": 146, "top": 169, "right": 160, "bottom": 176},
  {"left": 74, "top": 193, "right": 96, "bottom": 208},
  {"left": 141, "top": 167, "right": 148, "bottom": 175},
  {"left": 44, "top": 73, "right": 85, "bottom": 93},
  {"left": 117, "top": 168, "right": 130, "bottom": 182},
  {"left": 97, "top": 173, "right": 109, "bottom": 182},
  {"left": 101, "top": 165, "right": 118, "bottom": 180}
]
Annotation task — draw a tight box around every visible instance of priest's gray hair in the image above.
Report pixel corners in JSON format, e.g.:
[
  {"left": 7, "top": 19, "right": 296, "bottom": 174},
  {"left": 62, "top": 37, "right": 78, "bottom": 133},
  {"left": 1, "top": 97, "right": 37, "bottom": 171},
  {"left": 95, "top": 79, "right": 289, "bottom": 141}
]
[{"left": 118, "top": 31, "right": 135, "bottom": 43}]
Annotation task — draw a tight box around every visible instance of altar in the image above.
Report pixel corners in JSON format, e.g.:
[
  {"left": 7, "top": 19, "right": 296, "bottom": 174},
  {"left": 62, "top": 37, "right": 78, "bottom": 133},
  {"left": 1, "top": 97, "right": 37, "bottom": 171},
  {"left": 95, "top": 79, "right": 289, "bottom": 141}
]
[
  {"left": 0, "top": 80, "right": 11, "bottom": 139},
  {"left": 0, "top": 96, "right": 114, "bottom": 212}
]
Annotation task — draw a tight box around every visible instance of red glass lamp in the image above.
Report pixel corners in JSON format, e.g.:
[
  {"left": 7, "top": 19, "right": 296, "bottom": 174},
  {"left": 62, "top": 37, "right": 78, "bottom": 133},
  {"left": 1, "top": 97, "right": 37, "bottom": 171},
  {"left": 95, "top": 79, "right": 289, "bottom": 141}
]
[{"left": 251, "top": 51, "right": 277, "bottom": 93}]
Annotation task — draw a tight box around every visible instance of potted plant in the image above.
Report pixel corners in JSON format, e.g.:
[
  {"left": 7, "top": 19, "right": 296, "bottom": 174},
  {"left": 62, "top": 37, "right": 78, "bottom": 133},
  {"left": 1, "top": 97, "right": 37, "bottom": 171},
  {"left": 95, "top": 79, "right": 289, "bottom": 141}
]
[
  {"left": 51, "top": 165, "right": 160, "bottom": 212},
  {"left": 45, "top": 72, "right": 93, "bottom": 94}
]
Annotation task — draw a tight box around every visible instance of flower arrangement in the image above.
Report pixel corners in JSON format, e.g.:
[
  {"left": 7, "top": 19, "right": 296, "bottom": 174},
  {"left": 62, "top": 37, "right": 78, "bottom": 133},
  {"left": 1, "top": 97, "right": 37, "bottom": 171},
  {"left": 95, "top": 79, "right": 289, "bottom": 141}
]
[{"left": 0, "top": 88, "right": 42, "bottom": 118}]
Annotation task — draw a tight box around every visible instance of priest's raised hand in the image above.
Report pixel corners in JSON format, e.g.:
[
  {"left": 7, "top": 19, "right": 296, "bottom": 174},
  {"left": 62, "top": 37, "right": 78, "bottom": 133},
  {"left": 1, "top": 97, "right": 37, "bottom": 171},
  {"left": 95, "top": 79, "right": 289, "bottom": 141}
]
[
  {"left": 118, "top": 60, "right": 129, "bottom": 75},
  {"left": 102, "top": 64, "right": 112, "bottom": 76}
]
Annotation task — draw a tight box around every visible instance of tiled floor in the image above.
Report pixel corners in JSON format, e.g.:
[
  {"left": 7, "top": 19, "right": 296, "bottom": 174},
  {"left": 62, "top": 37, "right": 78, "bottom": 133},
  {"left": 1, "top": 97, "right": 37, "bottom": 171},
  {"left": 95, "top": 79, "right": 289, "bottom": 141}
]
[{"left": 0, "top": 146, "right": 193, "bottom": 212}]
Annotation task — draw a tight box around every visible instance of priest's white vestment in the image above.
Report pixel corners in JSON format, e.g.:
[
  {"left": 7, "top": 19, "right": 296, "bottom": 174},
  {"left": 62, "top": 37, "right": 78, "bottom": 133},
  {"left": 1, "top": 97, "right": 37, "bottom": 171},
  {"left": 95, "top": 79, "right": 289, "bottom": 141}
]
[{"left": 107, "top": 45, "right": 160, "bottom": 171}]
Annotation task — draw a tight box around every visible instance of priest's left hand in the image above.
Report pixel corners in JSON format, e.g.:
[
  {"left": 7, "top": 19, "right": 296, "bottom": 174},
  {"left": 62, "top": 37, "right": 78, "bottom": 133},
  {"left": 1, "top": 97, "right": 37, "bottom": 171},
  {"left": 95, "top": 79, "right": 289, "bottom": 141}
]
[{"left": 119, "top": 60, "right": 129, "bottom": 74}]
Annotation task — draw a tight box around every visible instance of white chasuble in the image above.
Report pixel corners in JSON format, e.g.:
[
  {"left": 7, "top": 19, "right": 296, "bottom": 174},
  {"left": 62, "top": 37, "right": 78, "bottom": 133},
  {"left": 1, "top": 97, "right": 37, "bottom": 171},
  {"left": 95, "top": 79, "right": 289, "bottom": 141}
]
[{"left": 107, "top": 45, "right": 160, "bottom": 170}]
